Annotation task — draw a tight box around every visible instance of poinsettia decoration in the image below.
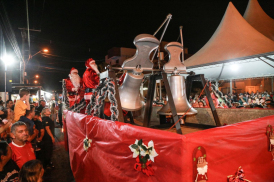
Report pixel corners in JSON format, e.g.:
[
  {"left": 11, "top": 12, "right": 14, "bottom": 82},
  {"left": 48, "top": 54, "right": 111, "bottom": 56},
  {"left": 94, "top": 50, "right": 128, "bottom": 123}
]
[{"left": 129, "top": 139, "right": 158, "bottom": 176}]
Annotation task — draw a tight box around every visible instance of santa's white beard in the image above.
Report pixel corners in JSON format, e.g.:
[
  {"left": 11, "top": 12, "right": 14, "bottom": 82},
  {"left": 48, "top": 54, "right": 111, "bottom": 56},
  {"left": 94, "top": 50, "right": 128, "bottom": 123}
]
[
  {"left": 90, "top": 64, "right": 100, "bottom": 74},
  {"left": 69, "top": 74, "right": 81, "bottom": 91}
]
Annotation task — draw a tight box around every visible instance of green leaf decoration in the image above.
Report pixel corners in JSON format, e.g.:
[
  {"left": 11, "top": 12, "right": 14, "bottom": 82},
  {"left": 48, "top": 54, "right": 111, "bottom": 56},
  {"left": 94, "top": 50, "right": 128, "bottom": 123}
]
[
  {"left": 141, "top": 145, "right": 147, "bottom": 151},
  {"left": 145, "top": 154, "right": 150, "bottom": 160},
  {"left": 198, "top": 147, "right": 201, "bottom": 150},
  {"left": 141, "top": 157, "right": 147, "bottom": 164},
  {"left": 138, "top": 139, "right": 143, "bottom": 146},
  {"left": 139, "top": 155, "right": 142, "bottom": 162},
  {"left": 193, "top": 158, "right": 196, "bottom": 161},
  {"left": 131, "top": 144, "right": 138, "bottom": 149},
  {"left": 148, "top": 147, "right": 153, "bottom": 151},
  {"left": 203, "top": 154, "right": 206, "bottom": 158}
]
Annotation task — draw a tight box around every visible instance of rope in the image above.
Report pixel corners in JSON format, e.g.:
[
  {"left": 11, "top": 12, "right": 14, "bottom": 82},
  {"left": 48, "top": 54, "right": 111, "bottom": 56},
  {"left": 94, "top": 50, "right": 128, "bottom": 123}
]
[
  {"left": 62, "top": 79, "right": 70, "bottom": 108},
  {"left": 168, "top": 81, "right": 208, "bottom": 131},
  {"left": 85, "top": 78, "right": 118, "bottom": 121},
  {"left": 72, "top": 98, "right": 86, "bottom": 113}
]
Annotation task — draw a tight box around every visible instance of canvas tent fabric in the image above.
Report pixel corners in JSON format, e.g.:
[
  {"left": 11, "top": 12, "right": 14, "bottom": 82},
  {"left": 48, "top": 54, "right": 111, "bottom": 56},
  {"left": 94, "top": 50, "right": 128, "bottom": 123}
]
[
  {"left": 184, "top": 2, "right": 274, "bottom": 81},
  {"left": 244, "top": 0, "right": 274, "bottom": 41}
]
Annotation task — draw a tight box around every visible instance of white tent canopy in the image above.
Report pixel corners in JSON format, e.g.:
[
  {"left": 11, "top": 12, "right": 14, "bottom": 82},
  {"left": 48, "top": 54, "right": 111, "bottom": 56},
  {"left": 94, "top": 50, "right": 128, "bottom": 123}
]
[
  {"left": 184, "top": 2, "right": 274, "bottom": 81},
  {"left": 244, "top": 0, "right": 274, "bottom": 41}
]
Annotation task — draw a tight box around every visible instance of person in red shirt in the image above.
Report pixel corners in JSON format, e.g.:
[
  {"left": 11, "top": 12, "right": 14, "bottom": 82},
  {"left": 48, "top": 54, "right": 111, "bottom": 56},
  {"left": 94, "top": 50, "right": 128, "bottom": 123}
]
[{"left": 9, "top": 121, "right": 36, "bottom": 168}]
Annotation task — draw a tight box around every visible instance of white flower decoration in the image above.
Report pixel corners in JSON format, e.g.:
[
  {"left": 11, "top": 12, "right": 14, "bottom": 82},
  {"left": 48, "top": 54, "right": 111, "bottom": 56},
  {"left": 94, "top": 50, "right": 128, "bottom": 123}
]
[
  {"left": 147, "top": 140, "right": 158, "bottom": 162},
  {"left": 129, "top": 139, "right": 159, "bottom": 162},
  {"left": 129, "top": 139, "right": 140, "bottom": 158}
]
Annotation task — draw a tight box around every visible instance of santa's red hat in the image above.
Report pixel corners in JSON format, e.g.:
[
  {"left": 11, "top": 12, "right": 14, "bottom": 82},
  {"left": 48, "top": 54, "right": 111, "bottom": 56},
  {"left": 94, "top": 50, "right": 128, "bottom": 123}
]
[
  {"left": 70, "top": 67, "right": 78, "bottom": 74},
  {"left": 85, "top": 58, "right": 95, "bottom": 68}
]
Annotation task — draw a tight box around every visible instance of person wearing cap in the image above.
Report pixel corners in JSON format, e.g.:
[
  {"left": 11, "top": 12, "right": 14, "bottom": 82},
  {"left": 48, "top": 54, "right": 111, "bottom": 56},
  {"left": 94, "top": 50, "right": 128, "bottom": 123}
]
[
  {"left": 82, "top": 58, "right": 100, "bottom": 107},
  {"left": 65, "top": 67, "right": 83, "bottom": 107}
]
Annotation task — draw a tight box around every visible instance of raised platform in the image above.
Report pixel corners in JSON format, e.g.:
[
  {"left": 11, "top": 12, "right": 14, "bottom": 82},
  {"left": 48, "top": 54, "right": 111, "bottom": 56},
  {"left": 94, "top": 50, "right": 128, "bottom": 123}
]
[{"left": 64, "top": 110, "right": 274, "bottom": 182}]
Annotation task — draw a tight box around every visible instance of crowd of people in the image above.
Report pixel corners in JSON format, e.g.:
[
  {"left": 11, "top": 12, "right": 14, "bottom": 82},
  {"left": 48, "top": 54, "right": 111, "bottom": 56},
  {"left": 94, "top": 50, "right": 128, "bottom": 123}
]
[
  {"left": 0, "top": 88, "right": 62, "bottom": 181},
  {"left": 190, "top": 85, "right": 274, "bottom": 109}
]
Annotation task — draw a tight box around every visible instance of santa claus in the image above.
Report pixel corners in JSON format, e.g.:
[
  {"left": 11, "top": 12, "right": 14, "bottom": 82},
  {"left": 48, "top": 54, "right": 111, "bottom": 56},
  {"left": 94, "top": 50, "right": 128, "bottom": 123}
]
[
  {"left": 83, "top": 58, "right": 100, "bottom": 105},
  {"left": 65, "top": 67, "right": 82, "bottom": 107}
]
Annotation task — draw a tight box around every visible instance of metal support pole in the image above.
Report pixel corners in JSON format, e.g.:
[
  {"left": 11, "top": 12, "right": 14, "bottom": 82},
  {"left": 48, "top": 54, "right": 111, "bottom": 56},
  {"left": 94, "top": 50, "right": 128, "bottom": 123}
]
[
  {"left": 159, "top": 81, "right": 162, "bottom": 101},
  {"left": 230, "top": 79, "right": 233, "bottom": 94},
  {"left": 201, "top": 75, "right": 221, "bottom": 127},
  {"left": 162, "top": 72, "right": 182, "bottom": 134},
  {"left": 179, "top": 26, "right": 184, "bottom": 64},
  {"left": 4, "top": 64, "right": 7, "bottom": 104},
  {"left": 143, "top": 75, "right": 156, "bottom": 127}
]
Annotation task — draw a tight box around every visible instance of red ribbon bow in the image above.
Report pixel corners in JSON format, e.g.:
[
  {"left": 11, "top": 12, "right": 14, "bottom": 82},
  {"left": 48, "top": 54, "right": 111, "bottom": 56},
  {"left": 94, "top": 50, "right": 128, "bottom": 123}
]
[{"left": 134, "top": 157, "right": 154, "bottom": 176}]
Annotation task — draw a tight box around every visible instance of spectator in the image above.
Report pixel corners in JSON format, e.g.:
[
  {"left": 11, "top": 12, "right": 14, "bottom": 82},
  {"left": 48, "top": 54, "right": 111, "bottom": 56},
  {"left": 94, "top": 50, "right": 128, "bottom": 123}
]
[
  {"left": 0, "top": 110, "right": 13, "bottom": 141},
  {"left": 18, "top": 160, "right": 44, "bottom": 182},
  {"left": 19, "top": 106, "right": 38, "bottom": 149},
  {"left": 5, "top": 100, "right": 14, "bottom": 111},
  {"left": 41, "top": 108, "right": 55, "bottom": 168},
  {"left": 198, "top": 101, "right": 204, "bottom": 108},
  {"left": 36, "top": 100, "right": 46, "bottom": 114},
  {"left": 9, "top": 122, "right": 36, "bottom": 168},
  {"left": 50, "top": 103, "right": 57, "bottom": 125},
  {"left": 0, "top": 141, "right": 20, "bottom": 181},
  {"left": 32, "top": 111, "right": 45, "bottom": 163},
  {"left": 57, "top": 100, "right": 63, "bottom": 128},
  {"left": 14, "top": 89, "right": 30, "bottom": 122}
]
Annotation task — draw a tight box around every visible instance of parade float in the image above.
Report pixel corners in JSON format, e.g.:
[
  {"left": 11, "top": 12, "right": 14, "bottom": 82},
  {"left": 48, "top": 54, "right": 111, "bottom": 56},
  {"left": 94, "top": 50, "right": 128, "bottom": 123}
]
[{"left": 63, "top": 1, "right": 274, "bottom": 181}]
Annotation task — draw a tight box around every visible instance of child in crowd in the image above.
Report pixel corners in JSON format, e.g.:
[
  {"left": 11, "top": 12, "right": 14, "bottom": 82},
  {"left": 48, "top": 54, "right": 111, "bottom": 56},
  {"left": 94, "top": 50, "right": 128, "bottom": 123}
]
[
  {"left": 19, "top": 160, "right": 44, "bottom": 182},
  {"left": 14, "top": 89, "right": 30, "bottom": 122}
]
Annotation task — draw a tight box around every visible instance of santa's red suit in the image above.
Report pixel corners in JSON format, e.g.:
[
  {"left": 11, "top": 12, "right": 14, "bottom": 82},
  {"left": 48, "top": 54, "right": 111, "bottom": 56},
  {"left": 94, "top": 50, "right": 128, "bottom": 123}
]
[
  {"left": 65, "top": 67, "right": 83, "bottom": 107},
  {"left": 83, "top": 58, "right": 100, "bottom": 106}
]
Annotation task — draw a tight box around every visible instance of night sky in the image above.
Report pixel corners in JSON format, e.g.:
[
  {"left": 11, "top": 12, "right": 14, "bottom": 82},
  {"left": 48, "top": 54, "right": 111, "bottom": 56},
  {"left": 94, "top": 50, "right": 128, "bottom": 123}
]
[{"left": 2, "top": 0, "right": 274, "bottom": 92}]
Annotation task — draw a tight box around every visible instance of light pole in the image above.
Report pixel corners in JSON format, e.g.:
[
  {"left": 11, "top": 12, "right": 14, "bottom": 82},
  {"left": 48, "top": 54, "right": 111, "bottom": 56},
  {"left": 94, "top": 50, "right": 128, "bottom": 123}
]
[{"left": 1, "top": 55, "right": 14, "bottom": 104}]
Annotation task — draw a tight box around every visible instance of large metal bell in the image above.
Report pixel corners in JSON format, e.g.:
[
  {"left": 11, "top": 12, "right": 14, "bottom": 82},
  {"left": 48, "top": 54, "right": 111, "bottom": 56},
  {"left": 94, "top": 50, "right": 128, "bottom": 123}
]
[
  {"left": 118, "top": 69, "right": 144, "bottom": 111},
  {"left": 158, "top": 75, "right": 197, "bottom": 115}
]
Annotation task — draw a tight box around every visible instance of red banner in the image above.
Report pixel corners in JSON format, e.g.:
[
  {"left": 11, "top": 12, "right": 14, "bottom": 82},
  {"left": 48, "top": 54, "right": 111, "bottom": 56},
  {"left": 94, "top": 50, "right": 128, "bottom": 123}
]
[{"left": 64, "top": 111, "right": 274, "bottom": 182}]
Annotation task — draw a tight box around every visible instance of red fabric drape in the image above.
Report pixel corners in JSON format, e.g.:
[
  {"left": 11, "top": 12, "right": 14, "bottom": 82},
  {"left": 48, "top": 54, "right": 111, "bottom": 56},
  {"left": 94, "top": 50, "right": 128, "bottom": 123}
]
[{"left": 65, "top": 110, "right": 274, "bottom": 182}]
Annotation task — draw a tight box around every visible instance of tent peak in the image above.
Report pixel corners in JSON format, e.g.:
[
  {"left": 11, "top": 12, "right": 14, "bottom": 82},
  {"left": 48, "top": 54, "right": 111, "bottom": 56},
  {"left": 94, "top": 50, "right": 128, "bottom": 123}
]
[
  {"left": 185, "top": 1, "right": 274, "bottom": 68},
  {"left": 243, "top": 0, "right": 274, "bottom": 41}
]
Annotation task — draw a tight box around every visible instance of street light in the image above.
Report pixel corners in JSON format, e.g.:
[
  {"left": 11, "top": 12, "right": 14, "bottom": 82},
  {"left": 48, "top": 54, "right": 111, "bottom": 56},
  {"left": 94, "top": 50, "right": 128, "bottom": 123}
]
[
  {"left": 29, "top": 48, "right": 49, "bottom": 60},
  {"left": 34, "top": 80, "right": 38, "bottom": 84},
  {"left": 35, "top": 75, "right": 39, "bottom": 78},
  {"left": 1, "top": 54, "right": 14, "bottom": 104}
]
